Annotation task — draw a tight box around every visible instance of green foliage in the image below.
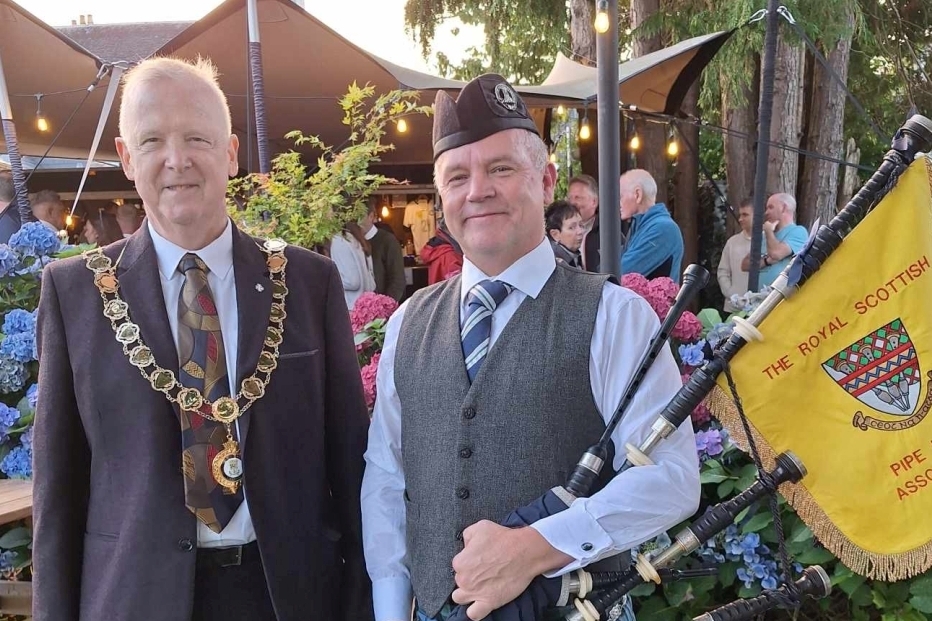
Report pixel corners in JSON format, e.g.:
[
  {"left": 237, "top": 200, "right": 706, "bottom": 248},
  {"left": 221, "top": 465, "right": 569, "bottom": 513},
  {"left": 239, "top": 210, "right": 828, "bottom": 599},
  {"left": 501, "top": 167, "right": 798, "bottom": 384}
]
[
  {"left": 405, "top": 0, "right": 569, "bottom": 81},
  {"left": 227, "top": 84, "right": 431, "bottom": 249}
]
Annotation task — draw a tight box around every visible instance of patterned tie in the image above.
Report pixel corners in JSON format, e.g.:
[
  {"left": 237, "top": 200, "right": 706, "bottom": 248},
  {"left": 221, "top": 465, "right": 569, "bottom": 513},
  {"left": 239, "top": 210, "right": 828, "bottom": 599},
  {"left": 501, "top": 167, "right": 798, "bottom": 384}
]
[
  {"left": 461, "top": 279, "right": 514, "bottom": 382},
  {"left": 176, "top": 253, "right": 242, "bottom": 532}
]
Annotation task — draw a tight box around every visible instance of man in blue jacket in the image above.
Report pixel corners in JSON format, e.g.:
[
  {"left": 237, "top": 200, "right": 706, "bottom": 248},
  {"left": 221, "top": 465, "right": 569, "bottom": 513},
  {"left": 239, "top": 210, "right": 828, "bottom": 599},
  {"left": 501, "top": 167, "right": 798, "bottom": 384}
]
[{"left": 618, "top": 169, "right": 684, "bottom": 282}]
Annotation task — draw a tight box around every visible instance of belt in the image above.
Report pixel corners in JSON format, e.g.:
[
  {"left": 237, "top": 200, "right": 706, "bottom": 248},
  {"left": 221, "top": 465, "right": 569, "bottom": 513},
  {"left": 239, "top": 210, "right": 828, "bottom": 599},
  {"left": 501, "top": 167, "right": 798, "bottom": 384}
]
[{"left": 197, "top": 541, "right": 260, "bottom": 569}]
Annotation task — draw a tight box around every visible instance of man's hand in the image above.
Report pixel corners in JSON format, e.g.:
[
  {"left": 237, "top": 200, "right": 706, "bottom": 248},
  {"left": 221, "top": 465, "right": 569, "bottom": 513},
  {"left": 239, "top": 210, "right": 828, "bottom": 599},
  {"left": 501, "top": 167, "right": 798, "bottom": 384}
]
[
  {"left": 450, "top": 520, "right": 572, "bottom": 620},
  {"left": 762, "top": 220, "right": 777, "bottom": 233}
]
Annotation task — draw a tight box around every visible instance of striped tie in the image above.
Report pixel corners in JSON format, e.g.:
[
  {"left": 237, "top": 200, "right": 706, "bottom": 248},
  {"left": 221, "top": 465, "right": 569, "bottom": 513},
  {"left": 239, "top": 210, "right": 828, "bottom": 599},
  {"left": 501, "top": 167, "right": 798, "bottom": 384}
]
[{"left": 461, "top": 279, "right": 514, "bottom": 383}]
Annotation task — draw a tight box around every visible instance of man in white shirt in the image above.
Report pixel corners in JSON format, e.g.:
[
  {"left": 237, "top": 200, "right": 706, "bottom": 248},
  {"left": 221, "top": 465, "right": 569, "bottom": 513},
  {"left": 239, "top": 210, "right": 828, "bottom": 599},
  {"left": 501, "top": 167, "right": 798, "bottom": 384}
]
[
  {"left": 33, "top": 57, "right": 371, "bottom": 621},
  {"left": 361, "top": 74, "right": 700, "bottom": 621},
  {"left": 717, "top": 198, "right": 753, "bottom": 312}
]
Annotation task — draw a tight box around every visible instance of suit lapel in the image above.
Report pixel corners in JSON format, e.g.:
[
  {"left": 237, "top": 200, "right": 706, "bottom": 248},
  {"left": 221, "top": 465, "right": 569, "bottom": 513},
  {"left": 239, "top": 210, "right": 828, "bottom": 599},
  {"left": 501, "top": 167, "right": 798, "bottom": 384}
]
[
  {"left": 231, "top": 226, "right": 273, "bottom": 447},
  {"left": 116, "top": 226, "right": 179, "bottom": 395}
]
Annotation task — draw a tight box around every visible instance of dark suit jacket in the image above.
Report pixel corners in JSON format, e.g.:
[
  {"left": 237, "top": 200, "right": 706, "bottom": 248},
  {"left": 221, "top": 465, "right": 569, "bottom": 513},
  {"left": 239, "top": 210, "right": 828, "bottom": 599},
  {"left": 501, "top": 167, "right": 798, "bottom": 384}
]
[{"left": 32, "top": 222, "right": 373, "bottom": 621}]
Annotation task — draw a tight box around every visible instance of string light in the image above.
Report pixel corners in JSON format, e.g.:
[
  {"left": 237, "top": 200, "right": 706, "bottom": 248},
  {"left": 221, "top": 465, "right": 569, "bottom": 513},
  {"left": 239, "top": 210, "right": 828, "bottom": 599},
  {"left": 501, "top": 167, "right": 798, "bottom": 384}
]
[
  {"left": 666, "top": 138, "right": 679, "bottom": 157},
  {"left": 65, "top": 214, "right": 73, "bottom": 227},
  {"left": 556, "top": 104, "right": 565, "bottom": 115},
  {"left": 629, "top": 134, "right": 640, "bottom": 150},
  {"left": 579, "top": 110, "right": 591, "bottom": 141},
  {"left": 549, "top": 152, "right": 558, "bottom": 163},
  {"left": 381, "top": 205, "right": 390, "bottom": 218},
  {"left": 594, "top": 0, "right": 610, "bottom": 34},
  {"left": 35, "top": 94, "right": 49, "bottom": 132},
  {"left": 396, "top": 118, "right": 408, "bottom": 133}
]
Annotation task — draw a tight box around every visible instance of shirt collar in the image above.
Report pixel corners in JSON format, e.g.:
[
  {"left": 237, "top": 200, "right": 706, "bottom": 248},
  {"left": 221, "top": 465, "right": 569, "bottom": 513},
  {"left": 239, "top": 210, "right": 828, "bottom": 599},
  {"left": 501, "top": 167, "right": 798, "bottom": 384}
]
[
  {"left": 148, "top": 218, "right": 234, "bottom": 281},
  {"left": 363, "top": 225, "right": 378, "bottom": 241},
  {"left": 460, "top": 237, "right": 555, "bottom": 306}
]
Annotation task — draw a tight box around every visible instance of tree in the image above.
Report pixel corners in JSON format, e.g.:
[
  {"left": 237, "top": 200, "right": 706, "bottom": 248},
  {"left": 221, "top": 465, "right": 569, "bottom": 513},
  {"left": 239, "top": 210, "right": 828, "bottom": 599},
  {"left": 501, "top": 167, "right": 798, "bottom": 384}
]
[
  {"left": 630, "top": 0, "right": 669, "bottom": 204},
  {"left": 766, "top": 29, "right": 806, "bottom": 198}
]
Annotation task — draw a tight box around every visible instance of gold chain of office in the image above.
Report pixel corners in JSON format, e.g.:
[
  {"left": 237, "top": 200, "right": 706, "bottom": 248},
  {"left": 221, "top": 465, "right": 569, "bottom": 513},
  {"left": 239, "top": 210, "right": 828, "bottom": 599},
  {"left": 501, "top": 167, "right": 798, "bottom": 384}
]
[{"left": 83, "top": 239, "right": 290, "bottom": 492}]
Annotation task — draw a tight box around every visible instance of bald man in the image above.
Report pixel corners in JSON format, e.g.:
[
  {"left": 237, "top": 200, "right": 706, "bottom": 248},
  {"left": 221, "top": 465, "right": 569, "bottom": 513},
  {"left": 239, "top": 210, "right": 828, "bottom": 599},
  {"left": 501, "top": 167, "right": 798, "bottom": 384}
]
[{"left": 618, "top": 169, "right": 684, "bottom": 282}]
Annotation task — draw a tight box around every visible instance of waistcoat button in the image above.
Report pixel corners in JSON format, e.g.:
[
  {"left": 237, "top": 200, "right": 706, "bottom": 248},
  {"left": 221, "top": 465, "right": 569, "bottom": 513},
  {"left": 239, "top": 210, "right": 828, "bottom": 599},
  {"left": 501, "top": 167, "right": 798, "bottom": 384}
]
[
  {"left": 463, "top": 407, "right": 476, "bottom": 420},
  {"left": 457, "top": 487, "right": 470, "bottom": 499},
  {"left": 459, "top": 448, "right": 473, "bottom": 459}
]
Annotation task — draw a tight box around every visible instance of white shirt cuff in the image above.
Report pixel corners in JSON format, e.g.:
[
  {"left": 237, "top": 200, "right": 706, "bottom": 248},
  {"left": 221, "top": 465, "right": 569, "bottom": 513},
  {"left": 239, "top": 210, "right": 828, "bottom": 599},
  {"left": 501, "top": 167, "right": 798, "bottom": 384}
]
[
  {"left": 530, "top": 501, "right": 616, "bottom": 577},
  {"left": 372, "top": 576, "right": 414, "bottom": 621}
]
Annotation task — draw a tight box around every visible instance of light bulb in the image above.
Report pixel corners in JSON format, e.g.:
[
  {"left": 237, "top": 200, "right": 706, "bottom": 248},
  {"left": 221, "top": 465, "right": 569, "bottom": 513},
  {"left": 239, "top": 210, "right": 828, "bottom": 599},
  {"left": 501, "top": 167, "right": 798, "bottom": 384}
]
[
  {"left": 579, "top": 121, "right": 591, "bottom": 141},
  {"left": 594, "top": 11, "right": 610, "bottom": 34},
  {"left": 36, "top": 115, "right": 49, "bottom": 132},
  {"left": 556, "top": 105, "right": 565, "bottom": 115},
  {"left": 549, "top": 152, "right": 557, "bottom": 163},
  {"left": 65, "top": 214, "right": 73, "bottom": 227},
  {"left": 396, "top": 119, "right": 408, "bottom": 133},
  {"left": 381, "top": 205, "right": 390, "bottom": 218},
  {"left": 629, "top": 134, "right": 640, "bottom": 150},
  {"left": 667, "top": 140, "right": 679, "bottom": 157}
]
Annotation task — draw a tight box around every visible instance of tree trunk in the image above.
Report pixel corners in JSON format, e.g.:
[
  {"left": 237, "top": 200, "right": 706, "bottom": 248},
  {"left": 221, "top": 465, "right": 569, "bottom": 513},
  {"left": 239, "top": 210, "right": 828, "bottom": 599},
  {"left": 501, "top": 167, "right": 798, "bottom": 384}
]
[
  {"left": 838, "top": 137, "right": 861, "bottom": 209},
  {"left": 722, "top": 75, "right": 758, "bottom": 235},
  {"left": 799, "top": 2, "right": 855, "bottom": 228},
  {"left": 674, "top": 83, "right": 700, "bottom": 269},
  {"left": 569, "top": 0, "right": 596, "bottom": 65},
  {"left": 630, "top": 0, "right": 668, "bottom": 204},
  {"left": 766, "top": 30, "right": 805, "bottom": 197}
]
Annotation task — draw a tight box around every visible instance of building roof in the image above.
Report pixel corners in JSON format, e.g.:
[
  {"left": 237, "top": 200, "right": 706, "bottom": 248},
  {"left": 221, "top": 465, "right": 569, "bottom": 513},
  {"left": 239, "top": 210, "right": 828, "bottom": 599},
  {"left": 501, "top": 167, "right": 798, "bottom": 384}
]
[{"left": 57, "top": 22, "right": 193, "bottom": 63}]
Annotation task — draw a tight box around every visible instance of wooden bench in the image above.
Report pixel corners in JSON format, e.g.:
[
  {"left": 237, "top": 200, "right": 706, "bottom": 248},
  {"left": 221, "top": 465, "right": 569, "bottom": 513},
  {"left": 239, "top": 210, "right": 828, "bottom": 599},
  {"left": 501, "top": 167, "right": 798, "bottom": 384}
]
[{"left": 0, "top": 479, "right": 32, "bottom": 618}]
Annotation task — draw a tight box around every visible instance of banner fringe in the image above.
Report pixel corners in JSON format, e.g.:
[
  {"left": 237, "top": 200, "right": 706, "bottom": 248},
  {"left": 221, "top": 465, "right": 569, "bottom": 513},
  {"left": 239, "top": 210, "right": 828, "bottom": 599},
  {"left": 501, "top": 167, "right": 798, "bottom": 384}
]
[{"left": 706, "top": 385, "right": 932, "bottom": 581}]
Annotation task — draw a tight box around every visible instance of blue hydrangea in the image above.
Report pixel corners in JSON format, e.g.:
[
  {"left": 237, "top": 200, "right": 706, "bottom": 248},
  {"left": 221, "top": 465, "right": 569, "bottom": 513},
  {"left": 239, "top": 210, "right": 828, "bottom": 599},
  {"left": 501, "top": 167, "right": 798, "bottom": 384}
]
[
  {"left": 0, "top": 446, "right": 31, "bottom": 479},
  {"left": 0, "top": 356, "right": 26, "bottom": 394},
  {"left": 0, "top": 550, "right": 16, "bottom": 572},
  {"left": 706, "top": 322, "right": 735, "bottom": 349},
  {"left": 9, "top": 222, "right": 61, "bottom": 258},
  {"left": 2, "top": 309, "right": 35, "bottom": 336},
  {"left": 0, "top": 332, "right": 35, "bottom": 364},
  {"left": 0, "top": 404, "right": 20, "bottom": 439},
  {"left": 0, "top": 245, "right": 18, "bottom": 278},
  {"left": 678, "top": 340, "right": 707, "bottom": 367},
  {"left": 26, "top": 384, "right": 37, "bottom": 409},
  {"left": 20, "top": 426, "right": 32, "bottom": 451}
]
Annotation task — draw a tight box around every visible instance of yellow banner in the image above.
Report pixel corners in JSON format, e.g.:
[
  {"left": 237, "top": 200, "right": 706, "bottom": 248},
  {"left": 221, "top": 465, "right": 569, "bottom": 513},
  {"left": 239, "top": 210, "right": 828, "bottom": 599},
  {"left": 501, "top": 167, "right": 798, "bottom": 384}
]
[{"left": 709, "top": 155, "right": 932, "bottom": 580}]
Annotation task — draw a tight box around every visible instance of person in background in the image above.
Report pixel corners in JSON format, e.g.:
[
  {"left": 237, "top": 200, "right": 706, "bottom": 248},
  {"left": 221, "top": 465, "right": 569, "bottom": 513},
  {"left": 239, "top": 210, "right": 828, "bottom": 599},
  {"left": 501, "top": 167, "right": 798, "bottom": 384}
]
[
  {"left": 331, "top": 222, "right": 377, "bottom": 309},
  {"left": 742, "top": 192, "right": 808, "bottom": 288},
  {"left": 360, "top": 201, "right": 406, "bottom": 301},
  {"left": 116, "top": 202, "right": 142, "bottom": 237},
  {"left": 31, "top": 190, "right": 66, "bottom": 234},
  {"left": 717, "top": 198, "right": 753, "bottom": 312},
  {"left": 420, "top": 219, "right": 464, "bottom": 285},
  {"left": 83, "top": 209, "right": 125, "bottom": 247},
  {"left": 618, "top": 169, "right": 684, "bottom": 283},
  {"left": 544, "top": 200, "right": 584, "bottom": 268},
  {"left": 566, "top": 174, "right": 600, "bottom": 271}
]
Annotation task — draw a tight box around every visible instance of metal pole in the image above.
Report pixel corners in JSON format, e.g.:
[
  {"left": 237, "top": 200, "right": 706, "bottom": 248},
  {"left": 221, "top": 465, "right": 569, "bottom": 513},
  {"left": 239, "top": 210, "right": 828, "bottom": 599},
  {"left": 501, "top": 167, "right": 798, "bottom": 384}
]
[
  {"left": 0, "top": 52, "right": 32, "bottom": 224},
  {"left": 597, "top": 0, "right": 621, "bottom": 278},
  {"left": 748, "top": 0, "right": 780, "bottom": 292},
  {"left": 565, "top": 124, "right": 572, "bottom": 187},
  {"left": 247, "top": 0, "right": 270, "bottom": 173}
]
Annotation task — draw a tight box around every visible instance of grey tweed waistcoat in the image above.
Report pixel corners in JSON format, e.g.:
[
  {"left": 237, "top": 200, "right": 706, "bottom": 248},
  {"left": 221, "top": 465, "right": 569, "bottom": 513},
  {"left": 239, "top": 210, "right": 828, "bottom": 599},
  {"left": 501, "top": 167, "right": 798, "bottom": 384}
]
[{"left": 395, "top": 263, "right": 619, "bottom": 617}]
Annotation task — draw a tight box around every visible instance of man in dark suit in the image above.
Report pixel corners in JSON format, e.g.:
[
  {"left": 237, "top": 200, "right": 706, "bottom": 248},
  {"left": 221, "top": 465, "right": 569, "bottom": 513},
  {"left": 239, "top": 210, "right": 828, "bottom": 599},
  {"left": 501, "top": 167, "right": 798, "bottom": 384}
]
[{"left": 33, "top": 57, "right": 372, "bottom": 621}]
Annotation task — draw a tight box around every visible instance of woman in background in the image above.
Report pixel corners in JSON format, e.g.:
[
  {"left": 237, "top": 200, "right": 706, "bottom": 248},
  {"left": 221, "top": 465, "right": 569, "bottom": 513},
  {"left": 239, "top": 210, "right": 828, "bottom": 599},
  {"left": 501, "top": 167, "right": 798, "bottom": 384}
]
[
  {"left": 330, "top": 222, "right": 376, "bottom": 309},
  {"left": 83, "top": 209, "right": 124, "bottom": 247}
]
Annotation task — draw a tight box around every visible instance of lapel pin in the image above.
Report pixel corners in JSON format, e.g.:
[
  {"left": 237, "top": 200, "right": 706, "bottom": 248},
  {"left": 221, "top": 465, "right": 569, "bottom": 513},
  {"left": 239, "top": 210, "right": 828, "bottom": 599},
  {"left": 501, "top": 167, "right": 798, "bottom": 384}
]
[{"left": 255, "top": 283, "right": 264, "bottom": 292}]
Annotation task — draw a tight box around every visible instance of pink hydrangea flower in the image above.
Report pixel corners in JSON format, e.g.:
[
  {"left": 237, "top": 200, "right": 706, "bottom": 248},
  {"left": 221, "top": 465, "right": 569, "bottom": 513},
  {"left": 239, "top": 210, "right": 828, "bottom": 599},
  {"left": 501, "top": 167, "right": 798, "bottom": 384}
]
[
  {"left": 360, "top": 352, "right": 381, "bottom": 409},
  {"left": 691, "top": 401, "right": 712, "bottom": 426},
  {"left": 620, "top": 273, "right": 650, "bottom": 297},
  {"left": 351, "top": 292, "right": 399, "bottom": 334},
  {"left": 672, "top": 311, "right": 703, "bottom": 342}
]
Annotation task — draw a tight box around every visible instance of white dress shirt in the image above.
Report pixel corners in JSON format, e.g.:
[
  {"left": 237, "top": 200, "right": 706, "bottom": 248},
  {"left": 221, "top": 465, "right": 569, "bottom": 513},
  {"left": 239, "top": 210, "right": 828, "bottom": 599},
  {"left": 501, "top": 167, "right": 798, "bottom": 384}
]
[
  {"left": 361, "top": 238, "right": 701, "bottom": 621},
  {"left": 148, "top": 220, "right": 256, "bottom": 548}
]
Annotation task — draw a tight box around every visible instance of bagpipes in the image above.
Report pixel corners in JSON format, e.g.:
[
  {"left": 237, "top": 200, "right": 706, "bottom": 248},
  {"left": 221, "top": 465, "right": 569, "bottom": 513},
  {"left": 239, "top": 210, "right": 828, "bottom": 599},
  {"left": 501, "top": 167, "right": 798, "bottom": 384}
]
[{"left": 446, "top": 112, "right": 932, "bottom": 621}]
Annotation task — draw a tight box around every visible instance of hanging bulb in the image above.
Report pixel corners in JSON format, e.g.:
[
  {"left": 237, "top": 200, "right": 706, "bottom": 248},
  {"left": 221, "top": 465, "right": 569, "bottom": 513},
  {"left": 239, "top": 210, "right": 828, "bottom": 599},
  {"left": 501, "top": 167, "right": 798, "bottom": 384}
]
[
  {"left": 629, "top": 134, "right": 640, "bottom": 151},
  {"left": 667, "top": 139, "right": 679, "bottom": 157},
  {"left": 579, "top": 118, "right": 591, "bottom": 141},
  {"left": 381, "top": 205, "right": 390, "bottom": 218},
  {"left": 556, "top": 104, "right": 565, "bottom": 116},
  {"left": 65, "top": 214, "right": 74, "bottom": 227},
  {"left": 35, "top": 94, "right": 49, "bottom": 132},
  {"left": 594, "top": 0, "right": 610, "bottom": 33},
  {"left": 396, "top": 118, "right": 408, "bottom": 133},
  {"left": 549, "top": 152, "right": 558, "bottom": 163}
]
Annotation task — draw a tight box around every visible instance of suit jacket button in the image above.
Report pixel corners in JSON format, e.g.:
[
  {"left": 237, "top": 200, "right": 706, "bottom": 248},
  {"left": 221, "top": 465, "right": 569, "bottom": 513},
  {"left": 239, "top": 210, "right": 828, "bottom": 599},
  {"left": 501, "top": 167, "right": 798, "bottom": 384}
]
[
  {"left": 178, "top": 538, "right": 194, "bottom": 552},
  {"left": 462, "top": 407, "right": 476, "bottom": 420},
  {"left": 457, "top": 487, "right": 470, "bottom": 500},
  {"left": 459, "top": 448, "right": 473, "bottom": 459}
]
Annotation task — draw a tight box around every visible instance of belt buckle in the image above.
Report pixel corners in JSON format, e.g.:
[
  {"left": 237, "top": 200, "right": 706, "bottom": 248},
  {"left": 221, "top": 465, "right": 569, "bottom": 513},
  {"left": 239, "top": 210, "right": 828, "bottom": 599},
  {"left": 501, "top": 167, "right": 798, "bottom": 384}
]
[{"left": 218, "top": 545, "right": 243, "bottom": 567}]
